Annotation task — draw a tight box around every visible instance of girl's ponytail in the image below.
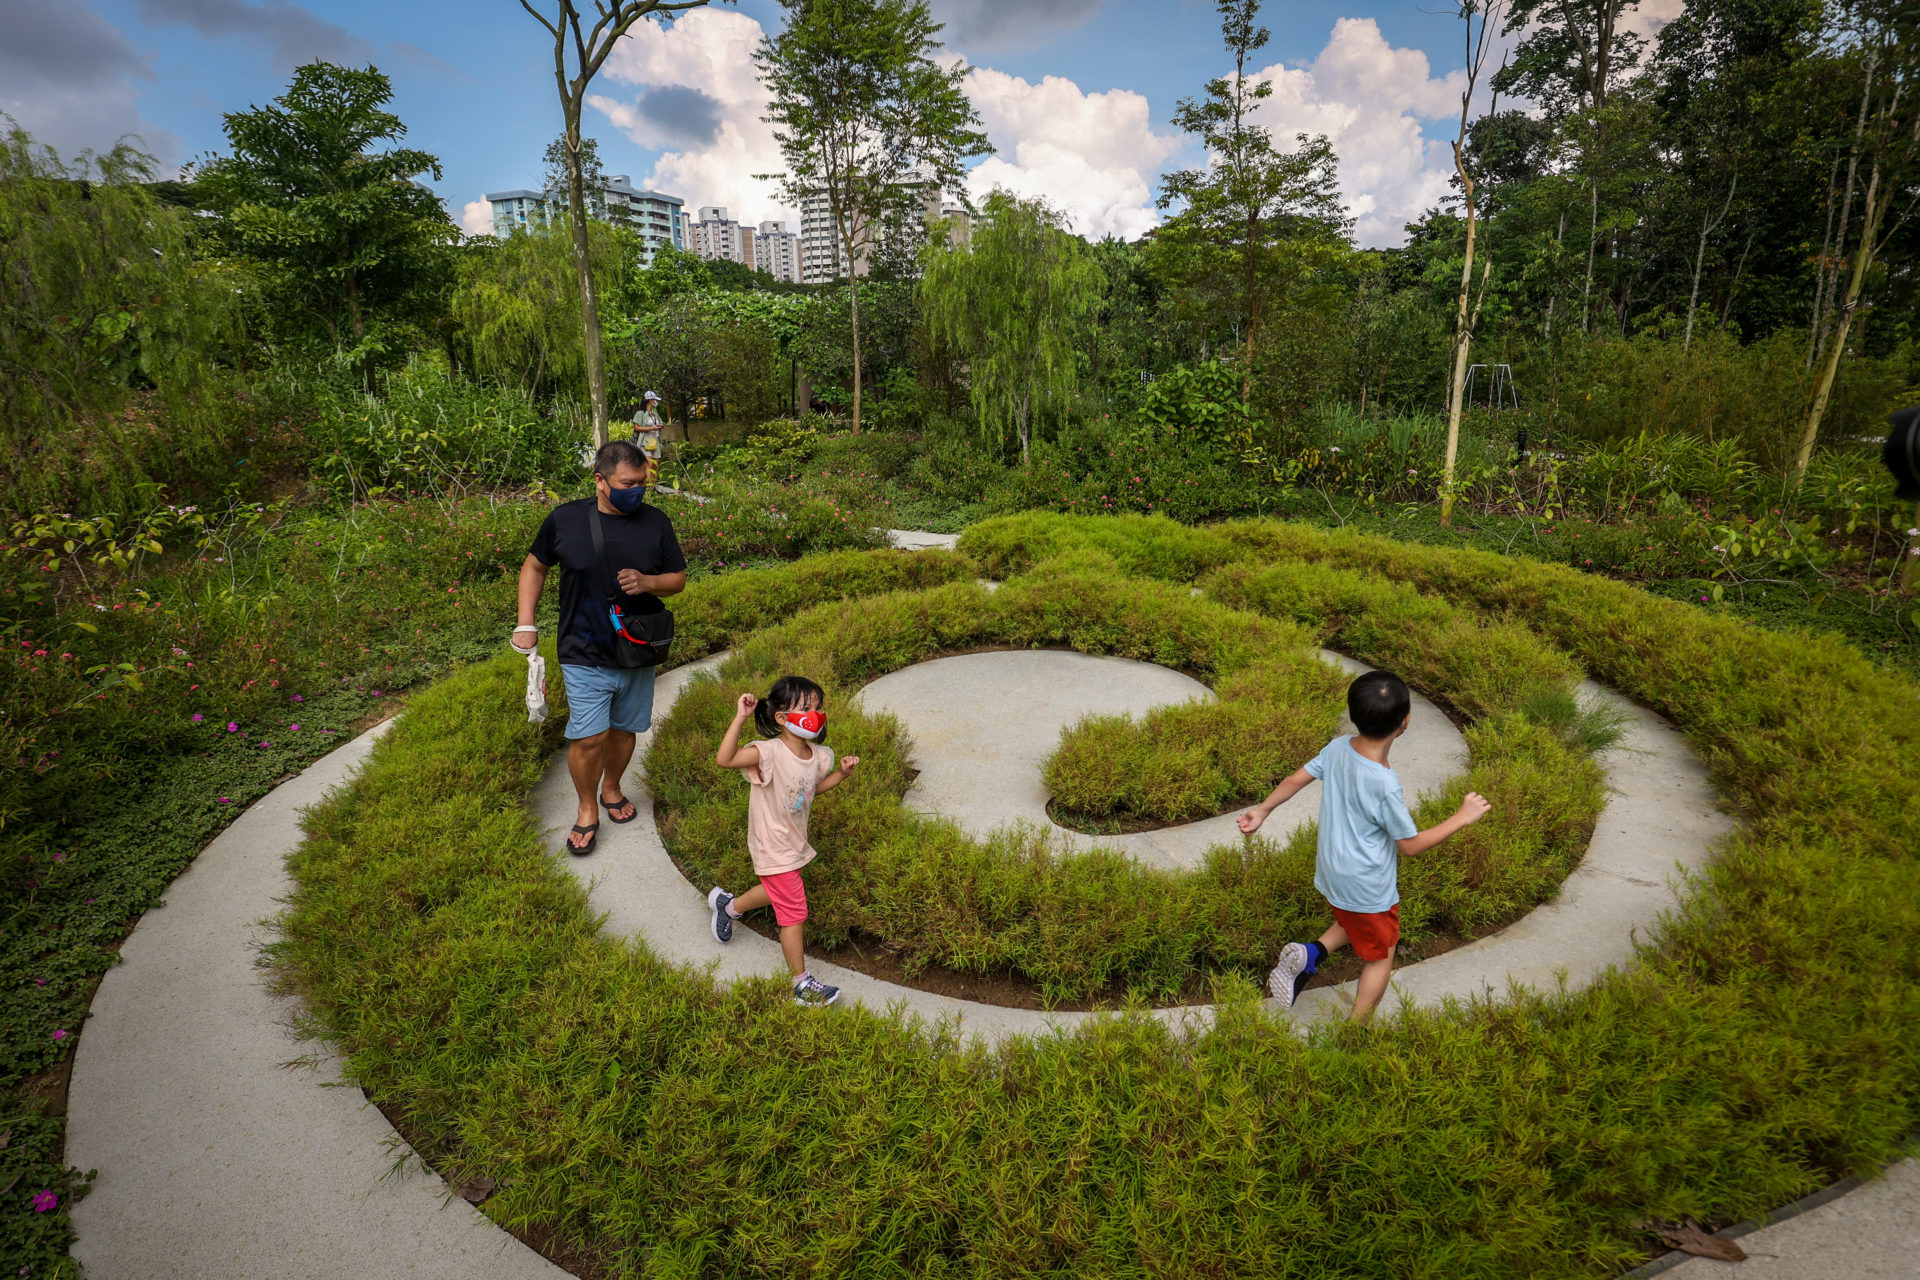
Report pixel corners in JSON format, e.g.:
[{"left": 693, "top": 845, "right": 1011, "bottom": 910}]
[{"left": 756, "top": 674, "right": 825, "bottom": 738}]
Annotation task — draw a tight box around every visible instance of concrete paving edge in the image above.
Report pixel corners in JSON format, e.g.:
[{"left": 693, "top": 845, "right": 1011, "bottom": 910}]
[{"left": 66, "top": 717, "right": 566, "bottom": 1280}]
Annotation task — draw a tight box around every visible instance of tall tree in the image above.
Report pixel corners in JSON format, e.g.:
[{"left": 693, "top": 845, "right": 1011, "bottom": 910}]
[
  {"left": 921, "top": 190, "right": 1101, "bottom": 463},
  {"left": 192, "top": 62, "right": 456, "bottom": 375},
  {"left": 1793, "top": 9, "right": 1920, "bottom": 481},
  {"left": 518, "top": 1, "right": 711, "bottom": 449},
  {"left": 756, "top": 0, "right": 988, "bottom": 433},
  {"left": 1440, "top": 0, "right": 1510, "bottom": 528},
  {"left": 1158, "top": 0, "right": 1346, "bottom": 405},
  {"left": 1496, "top": 0, "right": 1645, "bottom": 332}
]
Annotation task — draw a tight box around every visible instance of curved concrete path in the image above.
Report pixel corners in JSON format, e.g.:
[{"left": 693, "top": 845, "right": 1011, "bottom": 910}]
[
  {"left": 856, "top": 648, "right": 1466, "bottom": 870},
  {"left": 66, "top": 719, "right": 564, "bottom": 1280},
  {"left": 549, "top": 646, "right": 1730, "bottom": 1037}
]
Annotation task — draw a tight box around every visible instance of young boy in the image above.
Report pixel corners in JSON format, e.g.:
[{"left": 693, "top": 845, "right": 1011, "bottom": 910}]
[{"left": 1237, "top": 670, "right": 1491, "bottom": 1022}]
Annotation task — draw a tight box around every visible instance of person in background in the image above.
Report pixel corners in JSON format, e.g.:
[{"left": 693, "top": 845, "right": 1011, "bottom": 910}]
[
  {"left": 512, "top": 439, "right": 685, "bottom": 856},
  {"left": 631, "top": 391, "right": 666, "bottom": 475}
]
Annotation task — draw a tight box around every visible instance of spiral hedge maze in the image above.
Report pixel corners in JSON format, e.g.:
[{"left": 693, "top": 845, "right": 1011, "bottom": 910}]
[
  {"left": 649, "top": 559, "right": 1608, "bottom": 1004},
  {"left": 275, "top": 514, "right": 1920, "bottom": 1279}
]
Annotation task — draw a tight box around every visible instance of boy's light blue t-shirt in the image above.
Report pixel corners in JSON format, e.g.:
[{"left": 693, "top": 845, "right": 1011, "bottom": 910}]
[{"left": 1305, "top": 735, "right": 1420, "bottom": 913}]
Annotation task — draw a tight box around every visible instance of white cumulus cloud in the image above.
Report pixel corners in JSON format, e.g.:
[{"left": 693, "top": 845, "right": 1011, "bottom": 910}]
[
  {"left": 592, "top": 8, "right": 796, "bottom": 224},
  {"left": 962, "top": 69, "right": 1179, "bottom": 240},
  {"left": 590, "top": 9, "right": 1175, "bottom": 240},
  {"left": 460, "top": 199, "right": 493, "bottom": 237},
  {"left": 1247, "top": 17, "right": 1469, "bottom": 248}
]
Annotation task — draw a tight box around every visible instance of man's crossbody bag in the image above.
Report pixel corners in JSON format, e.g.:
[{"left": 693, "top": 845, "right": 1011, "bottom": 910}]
[{"left": 588, "top": 512, "right": 674, "bottom": 669}]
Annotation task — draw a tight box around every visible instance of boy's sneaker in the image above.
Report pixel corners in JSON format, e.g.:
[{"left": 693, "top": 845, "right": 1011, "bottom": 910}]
[
  {"left": 1268, "top": 941, "right": 1318, "bottom": 1009},
  {"left": 792, "top": 973, "right": 840, "bottom": 1007},
  {"left": 707, "top": 887, "right": 735, "bottom": 943}
]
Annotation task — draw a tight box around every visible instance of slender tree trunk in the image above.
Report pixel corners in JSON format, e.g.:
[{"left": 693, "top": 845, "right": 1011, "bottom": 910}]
[
  {"left": 1684, "top": 172, "right": 1737, "bottom": 351},
  {"left": 1721, "top": 227, "right": 1756, "bottom": 327},
  {"left": 1795, "top": 164, "right": 1886, "bottom": 481},
  {"left": 1807, "top": 155, "right": 1841, "bottom": 367},
  {"left": 1441, "top": 154, "right": 1480, "bottom": 528},
  {"left": 563, "top": 122, "right": 610, "bottom": 448},
  {"left": 1544, "top": 208, "right": 1566, "bottom": 341},
  {"left": 1814, "top": 59, "right": 1875, "bottom": 368},
  {"left": 1581, "top": 175, "right": 1598, "bottom": 334},
  {"left": 841, "top": 212, "right": 862, "bottom": 434}
]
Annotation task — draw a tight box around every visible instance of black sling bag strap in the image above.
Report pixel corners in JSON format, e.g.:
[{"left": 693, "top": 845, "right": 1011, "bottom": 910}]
[{"left": 587, "top": 509, "right": 674, "bottom": 669}]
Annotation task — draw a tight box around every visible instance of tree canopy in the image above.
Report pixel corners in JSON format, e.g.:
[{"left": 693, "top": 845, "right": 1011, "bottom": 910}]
[{"left": 192, "top": 62, "right": 457, "bottom": 372}]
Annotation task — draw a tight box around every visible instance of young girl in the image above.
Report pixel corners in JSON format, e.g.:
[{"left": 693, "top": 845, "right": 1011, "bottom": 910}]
[{"left": 708, "top": 675, "right": 859, "bottom": 1007}]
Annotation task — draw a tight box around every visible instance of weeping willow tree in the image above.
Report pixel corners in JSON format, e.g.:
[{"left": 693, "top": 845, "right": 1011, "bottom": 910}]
[
  {"left": 0, "top": 126, "right": 245, "bottom": 517},
  {"left": 920, "top": 191, "right": 1100, "bottom": 462},
  {"left": 450, "top": 221, "right": 646, "bottom": 405}
]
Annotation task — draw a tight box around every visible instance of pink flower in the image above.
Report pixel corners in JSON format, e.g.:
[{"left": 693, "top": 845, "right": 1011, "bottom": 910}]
[
  {"left": 32, "top": 1190, "right": 58, "bottom": 1213},
  {"left": 289, "top": 724, "right": 300, "bottom": 732},
  {"left": 191, "top": 713, "right": 204, "bottom": 722},
  {"left": 218, "top": 797, "right": 231, "bottom": 804},
  {"left": 291, "top": 694, "right": 304, "bottom": 703},
  {"left": 227, "top": 722, "right": 239, "bottom": 732},
  {"left": 52, "top": 1029, "right": 67, "bottom": 1042}
]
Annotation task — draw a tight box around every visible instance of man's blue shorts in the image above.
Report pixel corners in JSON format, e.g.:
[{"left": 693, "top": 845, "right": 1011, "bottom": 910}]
[{"left": 559, "top": 664, "right": 656, "bottom": 740}]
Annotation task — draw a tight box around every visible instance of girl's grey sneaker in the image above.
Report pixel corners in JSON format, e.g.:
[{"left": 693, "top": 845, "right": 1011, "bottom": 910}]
[
  {"left": 792, "top": 973, "right": 840, "bottom": 1007},
  {"left": 707, "top": 887, "right": 735, "bottom": 943},
  {"left": 1269, "top": 941, "right": 1316, "bottom": 1009}
]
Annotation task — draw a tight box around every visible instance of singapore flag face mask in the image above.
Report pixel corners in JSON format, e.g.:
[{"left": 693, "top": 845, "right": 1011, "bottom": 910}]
[{"left": 781, "top": 708, "right": 826, "bottom": 740}]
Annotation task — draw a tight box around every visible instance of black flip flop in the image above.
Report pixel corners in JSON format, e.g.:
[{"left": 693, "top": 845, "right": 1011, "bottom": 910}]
[
  {"left": 567, "top": 823, "right": 599, "bottom": 856},
  {"left": 603, "top": 794, "right": 638, "bottom": 824}
]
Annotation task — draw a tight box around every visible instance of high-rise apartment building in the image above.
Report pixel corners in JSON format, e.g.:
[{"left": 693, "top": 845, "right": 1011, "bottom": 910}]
[
  {"left": 799, "top": 192, "right": 854, "bottom": 284},
  {"left": 482, "top": 176, "right": 685, "bottom": 264},
  {"left": 689, "top": 206, "right": 756, "bottom": 268},
  {"left": 797, "top": 188, "right": 970, "bottom": 283},
  {"left": 754, "top": 220, "right": 802, "bottom": 283}
]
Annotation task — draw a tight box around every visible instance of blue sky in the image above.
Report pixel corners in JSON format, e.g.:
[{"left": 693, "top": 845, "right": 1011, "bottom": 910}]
[{"left": 0, "top": 0, "right": 1674, "bottom": 246}]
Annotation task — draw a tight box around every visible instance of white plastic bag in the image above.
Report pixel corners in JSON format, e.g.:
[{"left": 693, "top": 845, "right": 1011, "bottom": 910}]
[{"left": 524, "top": 649, "right": 548, "bottom": 724}]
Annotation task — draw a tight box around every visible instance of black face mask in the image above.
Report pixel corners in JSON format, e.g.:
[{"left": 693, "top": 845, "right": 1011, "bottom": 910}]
[{"left": 607, "top": 484, "right": 647, "bottom": 514}]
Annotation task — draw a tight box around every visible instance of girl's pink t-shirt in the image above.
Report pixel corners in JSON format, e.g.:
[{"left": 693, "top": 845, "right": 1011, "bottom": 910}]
[{"left": 743, "top": 736, "right": 836, "bottom": 876}]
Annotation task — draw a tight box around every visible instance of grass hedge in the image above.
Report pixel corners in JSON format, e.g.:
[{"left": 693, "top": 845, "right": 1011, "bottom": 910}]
[
  {"left": 649, "top": 556, "right": 1606, "bottom": 1000},
  {"left": 272, "top": 514, "right": 1920, "bottom": 1279}
]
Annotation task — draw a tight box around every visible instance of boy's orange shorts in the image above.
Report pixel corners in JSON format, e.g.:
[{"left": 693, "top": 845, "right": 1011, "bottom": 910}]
[{"left": 1331, "top": 903, "right": 1400, "bottom": 961}]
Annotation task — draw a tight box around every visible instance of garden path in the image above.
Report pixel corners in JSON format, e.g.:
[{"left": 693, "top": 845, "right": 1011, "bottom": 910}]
[{"left": 66, "top": 719, "right": 564, "bottom": 1280}]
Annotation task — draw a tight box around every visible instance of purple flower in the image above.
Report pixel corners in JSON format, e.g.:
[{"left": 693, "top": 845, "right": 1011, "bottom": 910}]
[
  {"left": 51, "top": 1029, "right": 67, "bottom": 1042},
  {"left": 371, "top": 690, "right": 383, "bottom": 698},
  {"left": 289, "top": 724, "right": 300, "bottom": 732},
  {"left": 33, "top": 977, "right": 45, "bottom": 987},
  {"left": 291, "top": 694, "right": 304, "bottom": 703},
  {"left": 218, "top": 797, "right": 231, "bottom": 804},
  {"left": 191, "top": 713, "right": 204, "bottom": 722},
  {"left": 227, "top": 722, "right": 239, "bottom": 732},
  {"left": 32, "top": 1190, "right": 58, "bottom": 1213},
  {"left": 259, "top": 741, "right": 271, "bottom": 748}
]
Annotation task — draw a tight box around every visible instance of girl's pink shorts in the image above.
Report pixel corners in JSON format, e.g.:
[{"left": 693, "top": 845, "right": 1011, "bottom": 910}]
[{"left": 760, "top": 869, "right": 808, "bottom": 926}]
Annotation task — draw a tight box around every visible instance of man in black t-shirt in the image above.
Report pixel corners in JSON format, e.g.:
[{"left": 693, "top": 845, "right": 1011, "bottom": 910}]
[{"left": 512, "top": 440, "right": 687, "bottom": 855}]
